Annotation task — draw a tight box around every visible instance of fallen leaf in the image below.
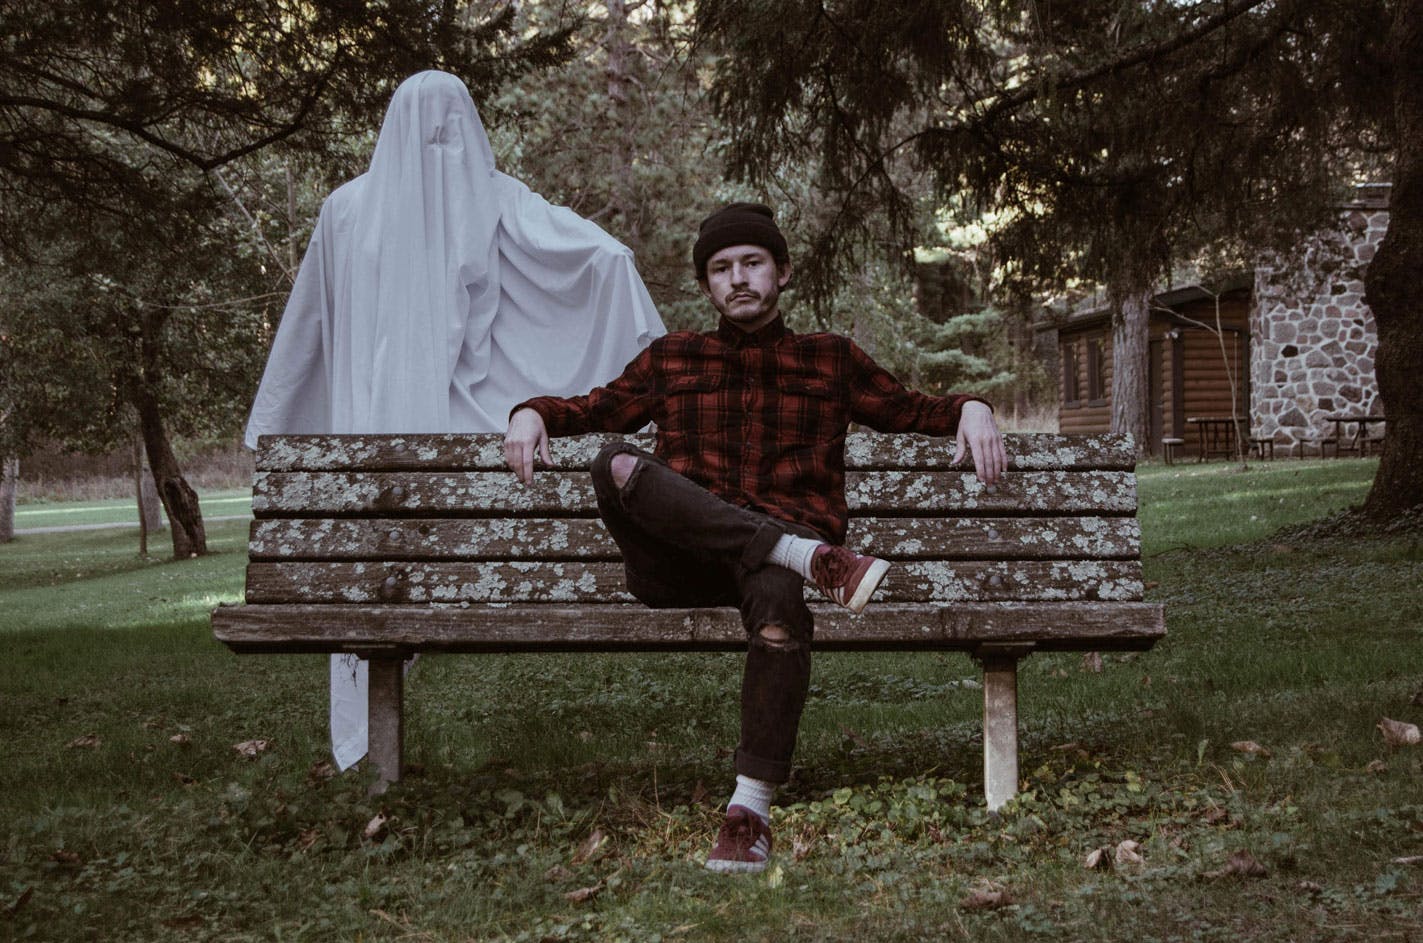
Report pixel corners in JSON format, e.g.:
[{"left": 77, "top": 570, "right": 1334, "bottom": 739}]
[
  {"left": 306, "top": 760, "right": 336, "bottom": 783},
  {"left": 689, "top": 780, "right": 709, "bottom": 804},
  {"left": 1051, "top": 741, "right": 1083, "bottom": 753},
  {"left": 168, "top": 733, "right": 191, "bottom": 746},
  {"left": 1114, "top": 840, "right": 1144, "bottom": 866},
  {"left": 66, "top": 734, "right": 100, "bottom": 749},
  {"left": 296, "top": 828, "right": 320, "bottom": 851},
  {"left": 543, "top": 864, "right": 574, "bottom": 883},
  {"left": 1297, "top": 880, "right": 1323, "bottom": 894},
  {"left": 960, "top": 881, "right": 1012, "bottom": 910},
  {"left": 49, "top": 851, "right": 81, "bottom": 866},
  {"left": 1081, "top": 652, "right": 1103, "bottom": 674},
  {"left": 1365, "top": 759, "right": 1388, "bottom": 774},
  {"left": 1083, "top": 847, "right": 1110, "bottom": 870},
  {"left": 1230, "top": 740, "right": 1272, "bottom": 759},
  {"left": 233, "top": 739, "right": 271, "bottom": 758},
  {"left": 362, "top": 813, "right": 388, "bottom": 840},
  {"left": 572, "top": 828, "right": 607, "bottom": 865},
  {"left": 1209, "top": 849, "right": 1268, "bottom": 879},
  {"left": 6, "top": 887, "right": 32, "bottom": 916},
  {"left": 792, "top": 836, "right": 815, "bottom": 861},
  {"left": 1392, "top": 855, "right": 1423, "bottom": 866},
  {"left": 1203, "top": 807, "right": 1230, "bottom": 825},
  {"left": 565, "top": 883, "right": 602, "bottom": 903},
  {"left": 1377, "top": 717, "right": 1421, "bottom": 747},
  {"left": 160, "top": 916, "right": 205, "bottom": 930},
  {"left": 1144, "top": 580, "right": 1161, "bottom": 589}
]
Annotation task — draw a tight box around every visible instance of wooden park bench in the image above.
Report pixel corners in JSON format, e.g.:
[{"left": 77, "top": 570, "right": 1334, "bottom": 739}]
[{"left": 211, "top": 432, "right": 1164, "bottom": 810}]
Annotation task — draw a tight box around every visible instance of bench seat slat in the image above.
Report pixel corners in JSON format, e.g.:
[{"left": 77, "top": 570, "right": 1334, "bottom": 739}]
[
  {"left": 249, "top": 516, "right": 1144, "bottom": 562},
  {"left": 255, "top": 432, "right": 1137, "bottom": 472},
  {"left": 245, "top": 559, "right": 1144, "bottom": 604},
  {"left": 252, "top": 470, "right": 1137, "bottom": 517},
  {"left": 212, "top": 601, "right": 1166, "bottom": 653}
]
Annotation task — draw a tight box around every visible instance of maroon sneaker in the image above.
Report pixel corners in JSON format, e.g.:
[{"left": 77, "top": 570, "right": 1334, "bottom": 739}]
[
  {"left": 704, "top": 805, "right": 773, "bottom": 874},
  {"left": 810, "top": 544, "right": 891, "bottom": 614}
]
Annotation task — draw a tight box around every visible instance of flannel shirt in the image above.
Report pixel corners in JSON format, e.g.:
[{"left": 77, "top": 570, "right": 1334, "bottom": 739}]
[{"left": 516, "top": 316, "right": 987, "bottom": 543}]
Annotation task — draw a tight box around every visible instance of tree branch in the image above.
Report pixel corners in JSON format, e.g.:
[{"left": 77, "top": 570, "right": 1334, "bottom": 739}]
[
  {"left": 898, "top": 0, "right": 1273, "bottom": 159},
  {"left": 0, "top": 50, "right": 344, "bottom": 173}
]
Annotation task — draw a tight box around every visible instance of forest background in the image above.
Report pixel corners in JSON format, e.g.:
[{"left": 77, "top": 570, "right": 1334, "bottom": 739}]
[{"left": 2, "top": 0, "right": 1420, "bottom": 560}]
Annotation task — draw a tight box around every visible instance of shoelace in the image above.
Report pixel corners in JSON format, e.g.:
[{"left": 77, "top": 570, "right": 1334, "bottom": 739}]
[{"left": 813, "top": 548, "right": 853, "bottom": 588}]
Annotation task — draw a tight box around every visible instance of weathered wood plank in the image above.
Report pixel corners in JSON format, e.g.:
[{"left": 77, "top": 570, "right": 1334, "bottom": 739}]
[
  {"left": 248, "top": 516, "right": 1143, "bottom": 562},
  {"left": 245, "top": 559, "right": 1143, "bottom": 604},
  {"left": 251, "top": 470, "right": 1137, "bottom": 517},
  {"left": 212, "top": 601, "right": 1166, "bottom": 653},
  {"left": 255, "top": 432, "right": 1136, "bottom": 472}
]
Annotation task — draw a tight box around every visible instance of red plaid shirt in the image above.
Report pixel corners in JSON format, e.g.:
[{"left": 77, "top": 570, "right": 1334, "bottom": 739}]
[{"left": 517, "top": 316, "right": 987, "bottom": 543}]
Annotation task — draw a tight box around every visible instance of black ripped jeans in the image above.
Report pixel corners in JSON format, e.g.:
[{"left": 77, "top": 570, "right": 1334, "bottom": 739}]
[{"left": 590, "top": 442, "right": 817, "bottom": 783}]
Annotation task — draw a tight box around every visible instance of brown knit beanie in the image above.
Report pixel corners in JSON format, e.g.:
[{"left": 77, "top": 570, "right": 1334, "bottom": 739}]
[{"left": 692, "top": 202, "right": 789, "bottom": 278}]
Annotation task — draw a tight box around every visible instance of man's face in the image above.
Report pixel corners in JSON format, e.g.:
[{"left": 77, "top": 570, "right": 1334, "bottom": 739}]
[{"left": 699, "top": 244, "right": 792, "bottom": 332}]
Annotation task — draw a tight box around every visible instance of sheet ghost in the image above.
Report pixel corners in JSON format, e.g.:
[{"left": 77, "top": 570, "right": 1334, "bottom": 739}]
[{"left": 244, "top": 70, "right": 665, "bottom": 770}]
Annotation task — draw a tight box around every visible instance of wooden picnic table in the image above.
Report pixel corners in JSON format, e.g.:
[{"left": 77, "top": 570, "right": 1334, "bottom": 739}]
[
  {"left": 1324, "top": 414, "right": 1386, "bottom": 457},
  {"left": 1185, "top": 416, "right": 1247, "bottom": 462}
]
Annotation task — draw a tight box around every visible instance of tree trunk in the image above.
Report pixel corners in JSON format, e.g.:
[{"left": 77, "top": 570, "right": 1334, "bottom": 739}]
[
  {"left": 133, "top": 433, "right": 164, "bottom": 555},
  {"left": 1110, "top": 288, "right": 1152, "bottom": 459},
  {"left": 1362, "top": 0, "right": 1423, "bottom": 520},
  {"left": 0, "top": 457, "right": 17, "bottom": 543},
  {"left": 604, "top": 0, "right": 640, "bottom": 251},
  {"left": 134, "top": 389, "right": 206, "bottom": 558}
]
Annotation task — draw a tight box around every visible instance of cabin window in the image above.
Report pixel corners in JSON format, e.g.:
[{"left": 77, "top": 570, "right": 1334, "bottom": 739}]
[
  {"left": 1061, "top": 339, "right": 1082, "bottom": 407},
  {"left": 1087, "top": 335, "right": 1107, "bottom": 404}
]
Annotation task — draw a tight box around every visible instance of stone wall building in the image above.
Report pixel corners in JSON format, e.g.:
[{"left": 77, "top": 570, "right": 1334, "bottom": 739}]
[{"left": 1250, "top": 184, "right": 1389, "bottom": 455}]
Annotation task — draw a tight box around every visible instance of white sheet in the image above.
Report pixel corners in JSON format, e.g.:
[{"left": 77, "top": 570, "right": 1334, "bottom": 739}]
[{"left": 243, "top": 71, "right": 665, "bottom": 770}]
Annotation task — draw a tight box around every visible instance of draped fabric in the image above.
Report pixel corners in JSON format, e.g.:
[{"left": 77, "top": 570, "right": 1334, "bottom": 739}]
[
  {"left": 245, "top": 69, "right": 664, "bottom": 447},
  {"left": 243, "top": 71, "right": 665, "bottom": 769}
]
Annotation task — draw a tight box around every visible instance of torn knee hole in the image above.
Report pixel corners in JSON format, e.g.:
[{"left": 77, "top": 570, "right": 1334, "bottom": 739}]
[
  {"left": 609, "top": 453, "right": 639, "bottom": 488},
  {"left": 754, "top": 624, "right": 801, "bottom": 651}
]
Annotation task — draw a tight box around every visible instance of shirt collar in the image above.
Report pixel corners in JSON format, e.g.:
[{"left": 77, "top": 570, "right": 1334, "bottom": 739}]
[{"left": 715, "top": 314, "right": 789, "bottom": 348}]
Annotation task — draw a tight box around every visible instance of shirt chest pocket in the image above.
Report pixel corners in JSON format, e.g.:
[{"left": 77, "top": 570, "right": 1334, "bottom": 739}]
[
  {"left": 660, "top": 374, "right": 726, "bottom": 435},
  {"left": 774, "top": 376, "right": 841, "bottom": 443}
]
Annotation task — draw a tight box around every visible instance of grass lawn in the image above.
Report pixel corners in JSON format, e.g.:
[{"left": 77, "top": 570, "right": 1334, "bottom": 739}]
[{"left": 1, "top": 459, "right": 1419, "bottom": 941}]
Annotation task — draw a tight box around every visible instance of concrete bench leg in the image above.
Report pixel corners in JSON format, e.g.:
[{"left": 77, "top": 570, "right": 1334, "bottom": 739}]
[
  {"left": 980, "top": 655, "right": 1019, "bottom": 811},
  {"left": 974, "top": 643, "right": 1033, "bottom": 811},
  {"left": 367, "top": 655, "right": 404, "bottom": 794}
]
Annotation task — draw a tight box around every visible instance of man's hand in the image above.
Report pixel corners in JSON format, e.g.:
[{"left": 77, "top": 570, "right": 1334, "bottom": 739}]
[
  {"left": 504, "top": 408, "right": 552, "bottom": 485},
  {"left": 951, "top": 400, "right": 1008, "bottom": 485}
]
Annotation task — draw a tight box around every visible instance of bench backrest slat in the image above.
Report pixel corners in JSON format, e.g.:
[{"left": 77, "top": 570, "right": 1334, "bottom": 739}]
[
  {"left": 252, "top": 470, "right": 1137, "bottom": 517},
  {"left": 245, "top": 559, "right": 1143, "bottom": 605},
  {"left": 248, "top": 516, "right": 1142, "bottom": 562},
  {"left": 255, "top": 432, "right": 1136, "bottom": 472}
]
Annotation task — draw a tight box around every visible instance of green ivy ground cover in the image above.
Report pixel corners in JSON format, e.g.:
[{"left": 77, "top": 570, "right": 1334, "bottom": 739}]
[{"left": 1, "top": 459, "right": 1419, "bottom": 941}]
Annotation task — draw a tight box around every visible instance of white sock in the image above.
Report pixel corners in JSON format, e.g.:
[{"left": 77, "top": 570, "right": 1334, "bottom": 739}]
[
  {"left": 728, "top": 774, "right": 776, "bottom": 823},
  {"left": 766, "top": 534, "right": 823, "bottom": 580}
]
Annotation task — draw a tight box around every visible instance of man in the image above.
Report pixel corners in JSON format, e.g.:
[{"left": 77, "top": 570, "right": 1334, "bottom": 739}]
[{"left": 504, "top": 202, "right": 1006, "bottom": 874}]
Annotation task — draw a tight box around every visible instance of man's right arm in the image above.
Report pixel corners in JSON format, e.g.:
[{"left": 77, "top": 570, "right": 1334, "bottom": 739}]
[{"left": 502, "top": 344, "right": 659, "bottom": 483}]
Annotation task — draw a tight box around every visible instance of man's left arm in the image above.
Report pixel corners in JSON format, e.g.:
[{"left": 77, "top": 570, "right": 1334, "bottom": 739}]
[{"left": 845, "top": 341, "right": 1007, "bottom": 484}]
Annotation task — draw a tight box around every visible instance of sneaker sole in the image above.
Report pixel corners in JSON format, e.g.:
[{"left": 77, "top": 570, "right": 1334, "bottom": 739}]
[
  {"left": 704, "top": 857, "right": 770, "bottom": 874},
  {"left": 844, "top": 557, "right": 891, "bottom": 614}
]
